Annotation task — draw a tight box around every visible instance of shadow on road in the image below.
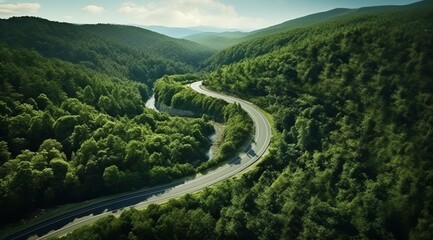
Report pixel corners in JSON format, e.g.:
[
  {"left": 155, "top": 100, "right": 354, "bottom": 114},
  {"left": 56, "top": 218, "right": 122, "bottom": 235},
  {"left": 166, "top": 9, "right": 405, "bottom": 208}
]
[
  {"left": 229, "top": 156, "right": 242, "bottom": 165},
  {"left": 5, "top": 179, "right": 187, "bottom": 240}
]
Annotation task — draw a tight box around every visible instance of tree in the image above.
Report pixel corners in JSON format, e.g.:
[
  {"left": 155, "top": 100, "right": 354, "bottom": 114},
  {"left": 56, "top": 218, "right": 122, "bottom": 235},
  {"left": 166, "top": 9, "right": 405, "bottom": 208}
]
[
  {"left": 103, "top": 165, "right": 122, "bottom": 188},
  {"left": 50, "top": 158, "right": 69, "bottom": 180},
  {"left": 39, "top": 138, "right": 62, "bottom": 152},
  {"left": 125, "top": 140, "right": 148, "bottom": 171},
  {"left": 70, "top": 124, "right": 90, "bottom": 151},
  {"left": 0, "top": 141, "right": 10, "bottom": 164},
  {"left": 54, "top": 115, "right": 79, "bottom": 141},
  {"left": 82, "top": 85, "right": 95, "bottom": 105},
  {"left": 36, "top": 93, "right": 51, "bottom": 110}
]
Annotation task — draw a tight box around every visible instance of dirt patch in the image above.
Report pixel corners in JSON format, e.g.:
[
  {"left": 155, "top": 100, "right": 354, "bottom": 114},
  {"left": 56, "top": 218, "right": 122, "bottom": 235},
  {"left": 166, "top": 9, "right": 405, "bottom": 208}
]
[{"left": 208, "top": 121, "right": 226, "bottom": 159}]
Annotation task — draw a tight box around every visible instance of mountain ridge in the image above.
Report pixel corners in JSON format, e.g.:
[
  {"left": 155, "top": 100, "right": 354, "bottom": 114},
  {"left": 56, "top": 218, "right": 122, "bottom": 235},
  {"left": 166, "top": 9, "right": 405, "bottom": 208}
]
[
  {"left": 182, "top": 1, "right": 427, "bottom": 50},
  {"left": 0, "top": 16, "right": 214, "bottom": 84}
]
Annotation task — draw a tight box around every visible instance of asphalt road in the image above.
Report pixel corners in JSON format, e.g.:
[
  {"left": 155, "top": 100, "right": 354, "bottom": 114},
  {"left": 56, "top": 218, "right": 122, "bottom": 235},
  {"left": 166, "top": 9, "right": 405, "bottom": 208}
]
[{"left": 6, "top": 81, "right": 272, "bottom": 240}]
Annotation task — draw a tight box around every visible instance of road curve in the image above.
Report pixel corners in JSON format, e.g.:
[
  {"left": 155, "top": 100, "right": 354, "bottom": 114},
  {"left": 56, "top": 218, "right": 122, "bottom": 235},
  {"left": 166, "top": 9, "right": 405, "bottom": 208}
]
[{"left": 6, "top": 81, "right": 272, "bottom": 240}]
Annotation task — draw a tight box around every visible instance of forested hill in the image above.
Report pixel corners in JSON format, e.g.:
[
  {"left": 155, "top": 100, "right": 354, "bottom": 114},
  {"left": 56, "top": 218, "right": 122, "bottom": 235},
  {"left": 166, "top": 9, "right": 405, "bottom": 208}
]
[
  {"left": 0, "top": 17, "right": 214, "bottom": 84},
  {"left": 81, "top": 24, "right": 214, "bottom": 66},
  {"left": 182, "top": 8, "right": 351, "bottom": 51},
  {"left": 205, "top": 0, "right": 433, "bottom": 69},
  {"left": 244, "top": 8, "right": 352, "bottom": 40},
  {"left": 183, "top": 3, "right": 418, "bottom": 51},
  {"left": 202, "top": 0, "right": 433, "bottom": 238},
  {"left": 183, "top": 31, "right": 249, "bottom": 51},
  {"left": 244, "top": 3, "right": 420, "bottom": 40}
]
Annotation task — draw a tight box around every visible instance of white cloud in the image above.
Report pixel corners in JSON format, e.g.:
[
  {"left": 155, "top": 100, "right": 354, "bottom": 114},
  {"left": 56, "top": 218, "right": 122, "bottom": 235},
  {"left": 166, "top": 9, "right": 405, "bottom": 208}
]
[
  {"left": 119, "top": 0, "right": 266, "bottom": 29},
  {"left": 0, "top": 3, "right": 40, "bottom": 15},
  {"left": 82, "top": 5, "right": 105, "bottom": 14}
]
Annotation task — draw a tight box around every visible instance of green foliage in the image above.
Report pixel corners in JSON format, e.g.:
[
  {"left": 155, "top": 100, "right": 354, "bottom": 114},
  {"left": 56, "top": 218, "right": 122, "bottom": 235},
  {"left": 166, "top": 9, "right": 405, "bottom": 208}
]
[
  {"left": 185, "top": 7, "right": 353, "bottom": 51},
  {"left": 202, "top": 2, "right": 433, "bottom": 239},
  {"left": 82, "top": 24, "right": 214, "bottom": 66},
  {"left": 154, "top": 76, "right": 253, "bottom": 171},
  {"left": 0, "top": 17, "right": 212, "bottom": 85},
  {"left": 60, "top": 2, "right": 433, "bottom": 239},
  {"left": 154, "top": 76, "right": 227, "bottom": 121},
  {"left": 0, "top": 46, "right": 215, "bottom": 225}
]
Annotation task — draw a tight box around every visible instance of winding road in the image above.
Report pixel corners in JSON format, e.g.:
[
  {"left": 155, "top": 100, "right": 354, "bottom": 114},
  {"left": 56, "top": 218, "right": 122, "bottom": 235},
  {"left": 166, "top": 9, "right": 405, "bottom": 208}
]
[{"left": 6, "top": 81, "right": 272, "bottom": 240}]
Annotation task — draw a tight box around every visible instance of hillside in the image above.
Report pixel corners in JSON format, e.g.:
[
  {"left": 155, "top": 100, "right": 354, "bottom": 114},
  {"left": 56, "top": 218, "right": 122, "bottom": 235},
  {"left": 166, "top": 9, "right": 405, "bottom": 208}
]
[
  {"left": 184, "top": 31, "right": 250, "bottom": 50},
  {"left": 141, "top": 25, "right": 202, "bottom": 38},
  {"left": 203, "top": 1, "right": 433, "bottom": 238},
  {"left": 183, "top": 7, "right": 374, "bottom": 51},
  {"left": 183, "top": 8, "right": 350, "bottom": 51},
  {"left": 205, "top": 0, "right": 433, "bottom": 69},
  {"left": 58, "top": 1, "right": 433, "bottom": 239},
  {"left": 246, "top": 8, "right": 351, "bottom": 39},
  {"left": 81, "top": 24, "right": 214, "bottom": 66},
  {"left": 0, "top": 17, "right": 213, "bottom": 85}
]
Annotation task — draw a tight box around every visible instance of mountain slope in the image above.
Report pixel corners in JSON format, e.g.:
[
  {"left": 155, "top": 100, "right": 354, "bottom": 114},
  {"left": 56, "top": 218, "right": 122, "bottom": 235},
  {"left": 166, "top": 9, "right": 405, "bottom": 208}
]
[
  {"left": 205, "top": 0, "right": 432, "bottom": 69},
  {"left": 0, "top": 17, "right": 213, "bottom": 84},
  {"left": 183, "top": 7, "right": 374, "bottom": 51},
  {"left": 141, "top": 25, "right": 202, "bottom": 38},
  {"left": 184, "top": 31, "right": 250, "bottom": 50},
  {"left": 182, "top": 8, "right": 354, "bottom": 51},
  {"left": 82, "top": 24, "right": 214, "bottom": 66},
  {"left": 246, "top": 8, "right": 352, "bottom": 39},
  {"left": 203, "top": 2, "right": 433, "bottom": 238}
]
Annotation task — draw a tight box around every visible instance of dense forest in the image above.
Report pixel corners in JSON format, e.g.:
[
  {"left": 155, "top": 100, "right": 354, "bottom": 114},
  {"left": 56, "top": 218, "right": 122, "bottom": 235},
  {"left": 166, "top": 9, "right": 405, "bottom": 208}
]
[
  {"left": 0, "top": 15, "right": 241, "bottom": 229},
  {"left": 57, "top": 1, "right": 433, "bottom": 240},
  {"left": 0, "top": 46, "right": 224, "bottom": 226},
  {"left": 0, "top": 17, "right": 214, "bottom": 85}
]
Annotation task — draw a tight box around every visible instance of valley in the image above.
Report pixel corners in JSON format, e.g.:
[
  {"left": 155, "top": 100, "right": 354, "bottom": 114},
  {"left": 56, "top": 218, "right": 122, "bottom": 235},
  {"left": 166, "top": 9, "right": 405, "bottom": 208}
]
[{"left": 1, "top": 1, "right": 433, "bottom": 239}]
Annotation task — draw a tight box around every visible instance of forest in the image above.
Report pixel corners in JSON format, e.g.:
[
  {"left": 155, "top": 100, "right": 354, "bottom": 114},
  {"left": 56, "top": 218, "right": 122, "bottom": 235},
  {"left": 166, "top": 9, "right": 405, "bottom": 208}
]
[
  {"left": 57, "top": 1, "right": 433, "bottom": 240},
  {"left": 0, "top": 17, "right": 214, "bottom": 85},
  {"left": 0, "top": 46, "right": 223, "bottom": 225},
  {"left": 1, "top": 0, "right": 433, "bottom": 239}
]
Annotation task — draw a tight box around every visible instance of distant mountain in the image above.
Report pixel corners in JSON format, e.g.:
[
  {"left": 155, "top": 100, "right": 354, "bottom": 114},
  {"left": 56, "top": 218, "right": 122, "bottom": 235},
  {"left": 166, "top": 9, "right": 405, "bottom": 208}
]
[
  {"left": 184, "top": 31, "right": 250, "bottom": 50},
  {"left": 0, "top": 17, "right": 214, "bottom": 84},
  {"left": 141, "top": 25, "right": 244, "bottom": 38},
  {"left": 246, "top": 8, "right": 352, "bottom": 39},
  {"left": 133, "top": 8, "right": 362, "bottom": 51},
  {"left": 182, "top": 8, "right": 359, "bottom": 50},
  {"left": 205, "top": 1, "right": 431, "bottom": 67},
  {"left": 82, "top": 24, "right": 214, "bottom": 66},
  {"left": 140, "top": 25, "right": 202, "bottom": 38},
  {"left": 184, "top": 3, "right": 428, "bottom": 51}
]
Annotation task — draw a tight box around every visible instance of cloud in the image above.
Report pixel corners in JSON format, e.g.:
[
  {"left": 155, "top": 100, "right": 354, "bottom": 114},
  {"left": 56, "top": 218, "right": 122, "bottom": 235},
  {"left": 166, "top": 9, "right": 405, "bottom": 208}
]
[
  {"left": 119, "top": 0, "right": 266, "bottom": 29},
  {"left": 82, "top": 5, "right": 105, "bottom": 14},
  {"left": 0, "top": 3, "right": 40, "bottom": 15}
]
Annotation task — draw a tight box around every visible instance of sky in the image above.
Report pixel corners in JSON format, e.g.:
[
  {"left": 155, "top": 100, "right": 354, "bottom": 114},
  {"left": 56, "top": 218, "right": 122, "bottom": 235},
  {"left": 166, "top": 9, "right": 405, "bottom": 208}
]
[{"left": 0, "top": 0, "right": 421, "bottom": 30}]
